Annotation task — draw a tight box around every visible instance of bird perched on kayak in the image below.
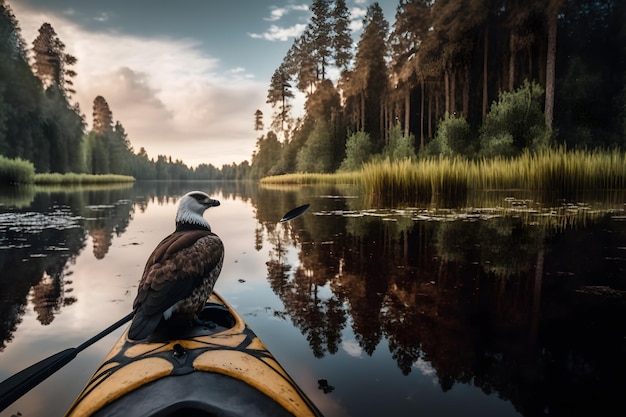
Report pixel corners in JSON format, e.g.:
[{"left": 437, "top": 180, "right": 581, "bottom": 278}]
[{"left": 128, "top": 191, "right": 224, "bottom": 340}]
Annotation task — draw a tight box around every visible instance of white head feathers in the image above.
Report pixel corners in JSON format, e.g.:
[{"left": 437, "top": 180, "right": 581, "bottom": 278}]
[{"left": 175, "top": 191, "right": 220, "bottom": 230}]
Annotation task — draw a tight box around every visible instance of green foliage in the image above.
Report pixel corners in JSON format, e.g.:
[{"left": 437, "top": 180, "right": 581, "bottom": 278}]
[
  {"left": 425, "top": 114, "right": 474, "bottom": 158},
  {"left": 480, "top": 81, "right": 549, "bottom": 158},
  {"left": 0, "top": 155, "right": 35, "bottom": 184},
  {"left": 296, "top": 119, "right": 334, "bottom": 173},
  {"left": 128, "top": 148, "right": 157, "bottom": 179},
  {"left": 383, "top": 123, "right": 417, "bottom": 160},
  {"left": 339, "top": 131, "right": 374, "bottom": 171},
  {"left": 251, "top": 131, "right": 283, "bottom": 178},
  {"left": 305, "top": 79, "right": 341, "bottom": 123},
  {"left": 33, "top": 172, "right": 134, "bottom": 185},
  {"left": 40, "top": 86, "right": 85, "bottom": 173}
]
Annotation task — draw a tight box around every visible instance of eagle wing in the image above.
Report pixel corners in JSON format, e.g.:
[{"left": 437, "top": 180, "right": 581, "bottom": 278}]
[{"left": 128, "top": 230, "right": 224, "bottom": 339}]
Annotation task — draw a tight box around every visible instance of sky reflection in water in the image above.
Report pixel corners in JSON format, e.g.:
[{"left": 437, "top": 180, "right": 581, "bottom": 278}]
[{"left": 0, "top": 182, "right": 625, "bottom": 417}]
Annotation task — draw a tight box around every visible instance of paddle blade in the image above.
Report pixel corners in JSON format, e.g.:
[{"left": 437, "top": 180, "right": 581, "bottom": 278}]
[
  {"left": 280, "top": 204, "right": 310, "bottom": 223},
  {"left": 0, "top": 348, "right": 77, "bottom": 412}
]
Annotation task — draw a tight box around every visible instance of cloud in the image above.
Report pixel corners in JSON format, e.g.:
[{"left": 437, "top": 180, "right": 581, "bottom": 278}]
[
  {"left": 349, "top": 7, "right": 367, "bottom": 31},
  {"left": 341, "top": 340, "right": 363, "bottom": 358},
  {"left": 12, "top": 2, "right": 267, "bottom": 167},
  {"left": 92, "top": 12, "right": 111, "bottom": 22},
  {"left": 248, "top": 23, "right": 307, "bottom": 41},
  {"left": 413, "top": 358, "right": 438, "bottom": 384},
  {"left": 264, "top": 4, "right": 309, "bottom": 21}
]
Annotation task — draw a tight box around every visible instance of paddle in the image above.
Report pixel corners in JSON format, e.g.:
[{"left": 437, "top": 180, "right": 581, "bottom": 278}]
[
  {"left": 0, "top": 203, "right": 310, "bottom": 412},
  {"left": 0, "top": 311, "right": 134, "bottom": 411},
  {"left": 280, "top": 204, "right": 310, "bottom": 223}
]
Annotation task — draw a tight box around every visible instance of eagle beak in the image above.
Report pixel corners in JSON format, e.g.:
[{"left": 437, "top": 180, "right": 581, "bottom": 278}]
[{"left": 206, "top": 198, "right": 220, "bottom": 207}]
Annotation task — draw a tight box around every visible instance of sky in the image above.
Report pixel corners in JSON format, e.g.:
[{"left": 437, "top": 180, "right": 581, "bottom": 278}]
[{"left": 9, "top": 0, "right": 398, "bottom": 168}]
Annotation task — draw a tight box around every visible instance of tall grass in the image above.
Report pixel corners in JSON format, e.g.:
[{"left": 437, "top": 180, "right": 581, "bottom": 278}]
[
  {"left": 0, "top": 155, "right": 35, "bottom": 184},
  {"left": 34, "top": 173, "right": 136, "bottom": 185},
  {"left": 262, "top": 148, "right": 626, "bottom": 205},
  {"left": 260, "top": 172, "right": 361, "bottom": 185},
  {"left": 363, "top": 147, "right": 626, "bottom": 204}
]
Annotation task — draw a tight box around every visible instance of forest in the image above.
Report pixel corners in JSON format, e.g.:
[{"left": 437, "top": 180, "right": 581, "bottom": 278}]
[
  {"left": 1, "top": 0, "right": 625, "bottom": 182},
  {"left": 0, "top": 1, "right": 247, "bottom": 181},
  {"left": 252, "top": 0, "right": 626, "bottom": 178}
]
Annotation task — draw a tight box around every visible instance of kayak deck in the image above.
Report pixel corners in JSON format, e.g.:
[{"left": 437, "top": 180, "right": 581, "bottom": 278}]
[{"left": 65, "top": 293, "right": 322, "bottom": 417}]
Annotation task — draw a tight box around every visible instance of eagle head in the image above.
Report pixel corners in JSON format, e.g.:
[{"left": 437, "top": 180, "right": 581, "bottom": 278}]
[{"left": 175, "top": 191, "right": 220, "bottom": 230}]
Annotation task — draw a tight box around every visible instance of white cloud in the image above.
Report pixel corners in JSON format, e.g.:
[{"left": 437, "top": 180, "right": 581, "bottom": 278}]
[
  {"left": 12, "top": 3, "right": 268, "bottom": 167},
  {"left": 341, "top": 339, "right": 363, "bottom": 358},
  {"left": 248, "top": 23, "right": 307, "bottom": 42},
  {"left": 291, "top": 4, "right": 309, "bottom": 12},
  {"left": 350, "top": 7, "right": 367, "bottom": 31},
  {"left": 351, "top": 7, "right": 367, "bottom": 20},
  {"left": 265, "top": 7, "right": 289, "bottom": 21},
  {"left": 264, "top": 4, "right": 309, "bottom": 21},
  {"left": 413, "top": 358, "right": 438, "bottom": 380}
]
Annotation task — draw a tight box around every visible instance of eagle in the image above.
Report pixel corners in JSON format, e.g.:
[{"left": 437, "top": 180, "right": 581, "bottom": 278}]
[{"left": 128, "top": 191, "right": 224, "bottom": 340}]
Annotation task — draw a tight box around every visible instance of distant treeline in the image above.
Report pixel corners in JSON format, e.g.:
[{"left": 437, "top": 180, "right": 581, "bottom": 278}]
[
  {"left": 0, "top": 2, "right": 249, "bottom": 180},
  {"left": 252, "top": 0, "right": 626, "bottom": 178}
]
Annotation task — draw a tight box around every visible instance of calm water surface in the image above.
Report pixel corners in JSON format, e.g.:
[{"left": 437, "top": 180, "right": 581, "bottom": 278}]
[{"left": 0, "top": 181, "right": 625, "bottom": 417}]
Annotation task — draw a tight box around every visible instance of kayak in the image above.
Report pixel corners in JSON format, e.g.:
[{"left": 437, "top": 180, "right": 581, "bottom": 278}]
[{"left": 64, "top": 292, "right": 323, "bottom": 417}]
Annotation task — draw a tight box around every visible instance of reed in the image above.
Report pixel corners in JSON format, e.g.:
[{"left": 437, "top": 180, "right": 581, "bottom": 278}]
[
  {"left": 261, "top": 148, "right": 626, "bottom": 206},
  {"left": 0, "top": 156, "right": 35, "bottom": 184},
  {"left": 362, "top": 147, "right": 626, "bottom": 205},
  {"left": 260, "top": 172, "right": 361, "bottom": 185},
  {"left": 34, "top": 173, "right": 136, "bottom": 185}
]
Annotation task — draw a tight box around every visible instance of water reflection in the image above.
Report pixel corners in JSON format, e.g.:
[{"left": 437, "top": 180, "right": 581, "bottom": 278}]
[
  {"left": 253, "top": 187, "right": 626, "bottom": 416},
  {"left": 0, "top": 182, "right": 624, "bottom": 416}
]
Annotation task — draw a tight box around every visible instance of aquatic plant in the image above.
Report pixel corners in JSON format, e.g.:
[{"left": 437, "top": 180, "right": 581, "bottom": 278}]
[{"left": 0, "top": 156, "right": 35, "bottom": 184}]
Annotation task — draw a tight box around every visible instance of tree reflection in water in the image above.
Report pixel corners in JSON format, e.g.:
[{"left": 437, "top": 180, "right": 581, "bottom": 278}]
[
  {"left": 0, "top": 187, "right": 134, "bottom": 350},
  {"left": 254, "top": 188, "right": 626, "bottom": 415},
  {"left": 0, "top": 183, "right": 624, "bottom": 416}
]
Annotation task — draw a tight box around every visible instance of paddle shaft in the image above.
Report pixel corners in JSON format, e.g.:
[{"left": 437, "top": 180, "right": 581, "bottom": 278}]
[{"left": 0, "top": 311, "right": 134, "bottom": 412}]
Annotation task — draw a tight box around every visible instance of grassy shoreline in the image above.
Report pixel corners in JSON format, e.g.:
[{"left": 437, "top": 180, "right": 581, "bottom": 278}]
[
  {"left": 33, "top": 173, "right": 136, "bottom": 185},
  {"left": 0, "top": 156, "right": 137, "bottom": 185},
  {"left": 261, "top": 148, "right": 626, "bottom": 204}
]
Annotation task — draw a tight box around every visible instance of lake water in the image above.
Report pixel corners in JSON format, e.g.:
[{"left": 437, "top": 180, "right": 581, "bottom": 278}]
[{"left": 0, "top": 181, "right": 625, "bottom": 417}]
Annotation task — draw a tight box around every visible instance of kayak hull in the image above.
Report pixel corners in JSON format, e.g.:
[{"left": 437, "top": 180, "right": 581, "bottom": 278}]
[{"left": 65, "top": 293, "right": 322, "bottom": 417}]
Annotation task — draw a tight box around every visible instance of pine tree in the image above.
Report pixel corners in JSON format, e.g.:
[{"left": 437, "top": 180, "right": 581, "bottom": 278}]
[
  {"left": 310, "top": 0, "right": 332, "bottom": 80},
  {"left": 331, "top": 0, "right": 353, "bottom": 72},
  {"left": 352, "top": 3, "right": 389, "bottom": 148},
  {"left": 92, "top": 95, "right": 113, "bottom": 134},
  {"left": 254, "top": 109, "right": 264, "bottom": 132},
  {"left": 267, "top": 64, "right": 294, "bottom": 135},
  {"left": 32, "top": 23, "right": 77, "bottom": 98},
  {"left": 389, "top": 0, "right": 432, "bottom": 144},
  {"left": 0, "top": 0, "right": 43, "bottom": 161},
  {"left": 544, "top": 0, "right": 564, "bottom": 130}
]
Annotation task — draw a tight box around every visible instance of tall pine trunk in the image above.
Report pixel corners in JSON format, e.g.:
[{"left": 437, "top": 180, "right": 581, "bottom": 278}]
[
  {"left": 404, "top": 90, "right": 410, "bottom": 137},
  {"left": 444, "top": 70, "right": 450, "bottom": 114},
  {"left": 509, "top": 33, "right": 516, "bottom": 91},
  {"left": 482, "top": 27, "right": 489, "bottom": 122},
  {"left": 545, "top": 4, "right": 559, "bottom": 130},
  {"left": 420, "top": 78, "right": 425, "bottom": 149},
  {"left": 462, "top": 64, "right": 470, "bottom": 118}
]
